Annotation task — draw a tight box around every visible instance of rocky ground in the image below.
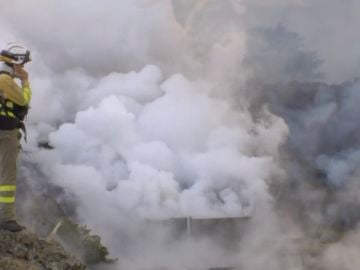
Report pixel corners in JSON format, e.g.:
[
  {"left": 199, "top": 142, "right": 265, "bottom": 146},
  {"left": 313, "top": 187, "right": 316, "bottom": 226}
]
[{"left": 0, "top": 228, "right": 85, "bottom": 270}]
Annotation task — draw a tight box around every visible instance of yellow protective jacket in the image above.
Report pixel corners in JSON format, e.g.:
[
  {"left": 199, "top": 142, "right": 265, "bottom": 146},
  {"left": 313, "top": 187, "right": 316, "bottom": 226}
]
[{"left": 0, "top": 73, "right": 31, "bottom": 130}]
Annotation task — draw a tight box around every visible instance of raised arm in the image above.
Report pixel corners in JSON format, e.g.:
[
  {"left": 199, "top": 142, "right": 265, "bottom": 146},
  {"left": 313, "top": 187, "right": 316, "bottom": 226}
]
[{"left": 0, "top": 73, "right": 32, "bottom": 106}]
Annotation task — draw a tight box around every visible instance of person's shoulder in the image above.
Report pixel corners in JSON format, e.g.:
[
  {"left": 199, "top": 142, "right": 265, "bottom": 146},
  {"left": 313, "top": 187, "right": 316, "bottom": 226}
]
[{"left": 0, "top": 73, "right": 14, "bottom": 83}]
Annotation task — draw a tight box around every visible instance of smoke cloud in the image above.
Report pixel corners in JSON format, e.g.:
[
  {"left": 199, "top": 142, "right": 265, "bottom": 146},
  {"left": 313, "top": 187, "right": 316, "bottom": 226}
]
[{"left": 1, "top": 0, "right": 359, "bottom": 269}]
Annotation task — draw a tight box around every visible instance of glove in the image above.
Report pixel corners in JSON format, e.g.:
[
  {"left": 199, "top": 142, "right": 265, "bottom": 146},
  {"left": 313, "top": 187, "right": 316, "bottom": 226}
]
[{"left": 13, "top": 65, "right": 29, "bottom": 82}]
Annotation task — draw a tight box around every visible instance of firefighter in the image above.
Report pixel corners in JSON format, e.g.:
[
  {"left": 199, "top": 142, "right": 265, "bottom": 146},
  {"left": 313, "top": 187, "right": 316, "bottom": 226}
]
[{"left": 0, "top": 43, "right": 32, "bottom": 232}]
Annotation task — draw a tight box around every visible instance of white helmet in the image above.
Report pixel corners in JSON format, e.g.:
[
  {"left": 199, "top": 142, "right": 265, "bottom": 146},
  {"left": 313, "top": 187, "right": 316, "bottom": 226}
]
[{"left": 0, "top": 43, "right": 31, "bottom": 65}]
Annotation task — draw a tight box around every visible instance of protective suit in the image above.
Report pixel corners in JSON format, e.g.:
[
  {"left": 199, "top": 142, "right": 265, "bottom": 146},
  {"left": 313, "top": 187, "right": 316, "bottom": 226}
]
[{"left": 0, "top": 44, "right": 32, "bottom": 232}]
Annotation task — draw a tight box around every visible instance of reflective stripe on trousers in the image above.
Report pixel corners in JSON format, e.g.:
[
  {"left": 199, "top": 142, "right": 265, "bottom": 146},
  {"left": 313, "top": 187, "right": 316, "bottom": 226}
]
[
  {"left": 0, "top": 185, "right": 16, "bottom": 203},
  {"left": 0, "top": 130, "right": 20, "bottom": 222}
]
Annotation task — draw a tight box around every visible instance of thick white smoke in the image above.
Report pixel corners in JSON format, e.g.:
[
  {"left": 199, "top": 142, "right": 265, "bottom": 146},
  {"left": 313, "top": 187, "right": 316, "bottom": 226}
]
[{"left": 1, "top": 0, "right": 359, "bottom": 269}]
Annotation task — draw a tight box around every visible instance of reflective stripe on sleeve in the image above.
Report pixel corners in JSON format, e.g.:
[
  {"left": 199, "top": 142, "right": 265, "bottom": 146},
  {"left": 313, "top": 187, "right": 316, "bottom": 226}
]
[{"left": 23, "top": 87, "right": 31, "bottom": 104}]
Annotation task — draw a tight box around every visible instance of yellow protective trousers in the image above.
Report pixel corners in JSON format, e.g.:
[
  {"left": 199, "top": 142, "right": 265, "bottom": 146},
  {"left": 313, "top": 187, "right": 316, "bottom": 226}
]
[{"left": 0, "top": 129, "right": 20, "bottom": 222}]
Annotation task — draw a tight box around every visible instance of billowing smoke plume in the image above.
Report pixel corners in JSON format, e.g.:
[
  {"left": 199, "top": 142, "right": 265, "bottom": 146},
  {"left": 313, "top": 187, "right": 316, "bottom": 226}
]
[{"left": 1, "top": 0, "right": 359, "bottom": 269}]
